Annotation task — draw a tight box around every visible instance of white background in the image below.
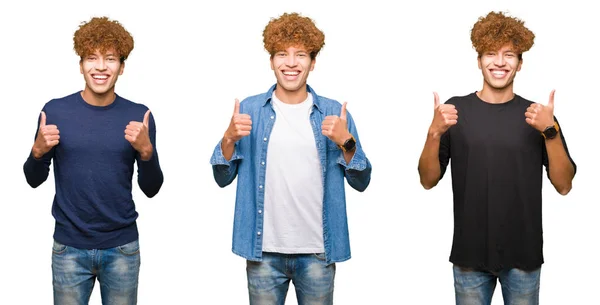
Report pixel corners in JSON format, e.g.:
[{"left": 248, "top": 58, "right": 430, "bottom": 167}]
[{"left": 1, "top": 0, "right": 597, "bottom": 304}]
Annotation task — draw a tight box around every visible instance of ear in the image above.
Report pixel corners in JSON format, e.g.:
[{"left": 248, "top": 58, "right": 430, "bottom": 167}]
[
  {"left": 477, "top": 56, "right": 482, "bottom": 70},
  {"left": 119, "top": 62, "right": 125, "bottom": 75},
  {"left": 80, "top": 60, "right": 84, "bottom": 74},
  {"left": 517, "top": 59, "right": 523, "bottom": 72},
  {"left": 310, "top": 58, "right": 316, "bottom": 71},
  {"left": 270, "top": 56, "right": 275, "bottom": 71}
]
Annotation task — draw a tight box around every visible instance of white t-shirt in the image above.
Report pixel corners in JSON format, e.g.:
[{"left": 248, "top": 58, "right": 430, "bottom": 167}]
[{"left": 262, "top": 92, "right": 325, "bottom": 253}]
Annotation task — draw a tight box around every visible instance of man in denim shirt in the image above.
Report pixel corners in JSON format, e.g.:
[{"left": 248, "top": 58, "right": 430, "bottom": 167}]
[{"left": 210, "top": 12, "right": 371, "bottom": 304}]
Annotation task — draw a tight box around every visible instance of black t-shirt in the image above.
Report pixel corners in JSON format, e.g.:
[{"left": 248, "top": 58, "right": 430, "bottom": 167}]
[{"left": 439, "top": 92, "right": 576, "bottom": 271}]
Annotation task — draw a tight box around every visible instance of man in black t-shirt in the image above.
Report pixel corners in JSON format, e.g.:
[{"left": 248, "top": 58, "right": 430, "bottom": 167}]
[{"left": 418, "top": 11, "right": 576, "bottom": 305}]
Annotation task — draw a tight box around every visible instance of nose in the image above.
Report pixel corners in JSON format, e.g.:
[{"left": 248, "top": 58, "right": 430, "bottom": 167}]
[
  {"left": 95, "top": 58, "right": 107, "bottom": 71},
  {"left": 285, "top": 54, "right": 297, "bottom": 67},
  {"left": 493, "top": 54, "right": 505, "bottom": 66}
]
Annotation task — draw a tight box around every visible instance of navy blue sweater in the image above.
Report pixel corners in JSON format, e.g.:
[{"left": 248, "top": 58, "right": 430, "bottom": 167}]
[{"left": 23, "top": 92, "right": 163, "bottom": 249}]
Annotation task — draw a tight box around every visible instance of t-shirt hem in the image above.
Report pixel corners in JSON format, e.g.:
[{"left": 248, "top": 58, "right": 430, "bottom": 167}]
[
  {"left": 262, "top": 247, "right": 325, "bottom": 254},
  {"left": 449, "top": 258, "right": 544, "bottom": 272}
]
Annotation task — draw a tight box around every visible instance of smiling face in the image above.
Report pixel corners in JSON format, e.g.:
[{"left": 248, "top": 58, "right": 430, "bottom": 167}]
[
  {"left": 80, "top": 49, "right": 124, "bottom": 102},
  {"left": 478, "top": 44, "right": 522, "bottom": 92},
  {"left": 270, "top": 45, "right": 315, "bottom": 103}
]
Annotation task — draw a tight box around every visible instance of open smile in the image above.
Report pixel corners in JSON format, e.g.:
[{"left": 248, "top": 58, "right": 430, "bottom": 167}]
[
  {"left": 489, "top": 69, "right": 509, "bottom": 79},
  {"left": 91, "top": 74, "right": 110, "bottom": 84}
]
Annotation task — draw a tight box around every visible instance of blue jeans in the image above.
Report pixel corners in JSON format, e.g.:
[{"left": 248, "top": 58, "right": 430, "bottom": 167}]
[
  {"left": 52, "top": 239, "right": 141, "bottom": 305},
  {"left": 453, "top": 265, "right": 541, "bottom": 305},
  {"left": 246, "top": 252, "right": 336, "bottom": 305}
]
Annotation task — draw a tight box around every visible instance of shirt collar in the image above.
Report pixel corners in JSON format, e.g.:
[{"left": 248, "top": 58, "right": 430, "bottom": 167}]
[{"left": 262, "top": 84, "right": 323, "bottom": 113}]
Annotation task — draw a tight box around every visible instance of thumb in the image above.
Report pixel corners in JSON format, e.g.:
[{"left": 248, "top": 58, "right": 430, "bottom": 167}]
[
  {"left": 40, "top": 111, "right": 46, "bottom": 127},
  {"left": 340, "top": 102, "right": 347, "bottom": 120},
  {"left": 233, "top": 98, "right": 240, "bottom": 115},
  {"left": 433, "top": 92, "right": 440, "bottom": 108},
  {"left": 143, "top": 110, "right": 151, "bottom": 127},
  {"left": 548, "top": 89, "right": 555, "bottom": 107}
]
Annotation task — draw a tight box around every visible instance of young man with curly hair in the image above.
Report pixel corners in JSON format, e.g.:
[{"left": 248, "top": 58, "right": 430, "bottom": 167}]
[
  {"left": 418, "top": 11, "right": 576, "bottom": 305},
  {"left": 210, "top": 12, "right": 371, "bottom": 304},
  {"left": 23, "top": 16, "right": 163, "bottom": 305}
]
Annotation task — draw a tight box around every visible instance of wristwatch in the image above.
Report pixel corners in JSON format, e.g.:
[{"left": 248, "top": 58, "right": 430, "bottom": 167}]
[
  {"left": 339, "top": 135, "right": 357, "bottom": 152},
  {"left": 541, "top": 122, "right": 559, "bottom": 139}
]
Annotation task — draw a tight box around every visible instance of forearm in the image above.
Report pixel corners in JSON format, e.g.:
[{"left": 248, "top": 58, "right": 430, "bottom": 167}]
[
  {"left": 342, "top": 150, "right": 355, "bottom": 164},
  {"left": 339, "top": 146, "right": 371, "bottom": 192},
  {"left": 221, "top": 137, "right": 236, "bottom": 161},
  {"left": 418, "top": 132, "right": 442, "bottom": 189},
  {"left": 344, "top": 159, "right": 371, "bottom": 192},
  {"left": 545, "top": 137, "right": 575, "bottom": 195},
  {"left": 137, "top": 151, "right": 164, "bottom": 198},
  {"left": 211, "top": 139, "right": 240, "bottom": 187},
  {"left": 23, "top": 151, "right": 51, "bottom": 188}
]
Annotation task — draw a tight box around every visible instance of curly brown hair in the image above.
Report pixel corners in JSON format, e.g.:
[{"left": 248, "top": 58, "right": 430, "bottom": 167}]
[
  {"left": 263, "top": 12, "right": 325, "bottom": 59},
  {"left": 73, "top": 17, "right": 134, "bottom": 62},
  {"left": 471, "top": 11, "right": 535, "bottom": 58}
]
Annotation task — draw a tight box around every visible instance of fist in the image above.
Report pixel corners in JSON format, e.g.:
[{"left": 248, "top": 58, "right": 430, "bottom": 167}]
[
  {"left": 321, "top": 102, "right": 351, "bottom": 146},
  {"left": 525, "top": 90, "right": 555, "bottom": 132},
  {"left": 430, "top": 92, "right": 458, "bottom": 135},
  {"left": 32, "top": 111, "right": 60, "bottom": 159},
  {"left": 125, "top": 110, "right": 153, "bottom": 160},
  {"left": 224, "top": 99, "right": 252, "bottom": 143}
]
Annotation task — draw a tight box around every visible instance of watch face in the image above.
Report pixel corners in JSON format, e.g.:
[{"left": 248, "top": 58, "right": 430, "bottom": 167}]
[
  {"left": 343, "top": 138, "right": 356, "bottom": 151},
  {"left": 543, "top": 126, "right": 558, "bottom": 139}
]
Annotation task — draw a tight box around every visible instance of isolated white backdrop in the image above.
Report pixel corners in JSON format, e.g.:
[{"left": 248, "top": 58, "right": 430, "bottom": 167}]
[{"left": 1, "top": 0, "right": 597, "bottom": 304}]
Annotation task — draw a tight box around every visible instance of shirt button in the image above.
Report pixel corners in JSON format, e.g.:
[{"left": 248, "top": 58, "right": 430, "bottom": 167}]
[
  {"left": 258, "top": 210, "right": 262, "bottom": 214},
  {"left": 270, "top": 116, "right": 274, "bottom": 119},
  {"left": 263, "top": 137, "right": 267, "bottom": 142},
  {"left": 259, "top": 185, "right": 263, "bottom": 189},
  {"left": 261, "top": 161, "right": 265, "bottom": 166},
  {"left": 257, "top": 231, "right": 261, "bottom": 236}
]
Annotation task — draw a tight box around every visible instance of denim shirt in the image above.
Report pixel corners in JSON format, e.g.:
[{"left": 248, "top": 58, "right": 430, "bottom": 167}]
[{"left": 210, "top": 84, "right": 372, "bottom": 265}]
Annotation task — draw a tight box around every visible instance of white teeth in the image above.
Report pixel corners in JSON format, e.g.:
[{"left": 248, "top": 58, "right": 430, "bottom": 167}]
[
  {"left": 283, "top": 71, "right": 299, "bottom": 76},
  {"left": 93, "top": 75, "right": 108, "bottom": 79},
  {"left": 492, "top": 70, "right": 506, "bottom": 76}
]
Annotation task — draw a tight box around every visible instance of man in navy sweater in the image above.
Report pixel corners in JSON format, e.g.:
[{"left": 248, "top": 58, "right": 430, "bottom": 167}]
[{"left": 23, "top": 17, "right": 163, "bottom": 305}]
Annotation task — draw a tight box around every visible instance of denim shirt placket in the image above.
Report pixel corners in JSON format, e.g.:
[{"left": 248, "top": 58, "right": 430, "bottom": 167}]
[
  {"left": 253, "top": 103, "right": 276, "bottom": 257},
  {"left": 308, "top": 102, "right": 331, "bottom": 262}
]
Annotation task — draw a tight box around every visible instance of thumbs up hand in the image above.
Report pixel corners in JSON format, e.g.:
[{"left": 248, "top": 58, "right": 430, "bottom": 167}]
[
  {"left": 525, "top": 90, "right": 556, "bottom": 132},
  {"left": 223, "top": 99, "right": 253, "bottom": 144},
  {"left": 32, "top": 111, "right": 60, "bottom": 159},
  {"left": 429, "top": 92, "right": 458, "bottom": 137},
  {"left": 125, "top": 109, "right": 153, "bottom": 160},
  {"left": 321, "top": 102, "right": 352, "bottom": 146}
]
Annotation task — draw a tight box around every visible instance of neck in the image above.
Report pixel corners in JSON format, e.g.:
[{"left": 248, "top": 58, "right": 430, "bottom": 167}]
[
  {"left": 81, "top": 87, "right": 116, "bottom": 107},
  {"left": 274, "top": 86, "right": 308, "bottom": 104},
  {"left": 477, "top": 83, "right": 515, "bottom": 104}
]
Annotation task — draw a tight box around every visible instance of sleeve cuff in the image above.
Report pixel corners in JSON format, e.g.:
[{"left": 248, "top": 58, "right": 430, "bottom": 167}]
[
  {"left": 336, "top": 146, "right": 368, "bottom": 171},
  {"left": 210, "top": 139, "right": 243, "bottom": 166}
]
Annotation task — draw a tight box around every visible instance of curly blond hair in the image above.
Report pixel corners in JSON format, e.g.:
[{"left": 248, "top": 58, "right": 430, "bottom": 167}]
[
  {"left": 263, "top": 12, "right": 325, "bottom": 59},
  {"left": 73, "top": 17, "right": 134, "bottom": 62},
  {"left": 471, "top": 11, "right": 535, "bottom": 58}
]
